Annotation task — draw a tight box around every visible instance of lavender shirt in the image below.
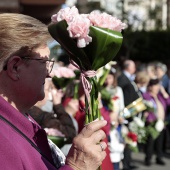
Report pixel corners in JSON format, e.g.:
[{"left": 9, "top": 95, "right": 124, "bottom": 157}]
[
  {"left": 0, "top": 96, "right": 73, "bottom": 170},
  {"left": 142, "top": 92, "right": 170, "bottom": 122}
]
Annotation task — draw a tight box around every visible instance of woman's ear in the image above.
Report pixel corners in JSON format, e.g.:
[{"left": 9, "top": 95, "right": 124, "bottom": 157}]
[{"left": 6, "top": 56, "right": 22, "bottom": 81}]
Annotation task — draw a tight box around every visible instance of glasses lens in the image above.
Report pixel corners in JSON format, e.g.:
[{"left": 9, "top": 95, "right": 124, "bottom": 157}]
[{"left": 48, "top": 59, "right": 54, "bottom": 73}]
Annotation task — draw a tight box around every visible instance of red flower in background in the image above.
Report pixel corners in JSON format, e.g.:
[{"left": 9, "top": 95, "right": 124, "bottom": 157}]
[
  {"left": 127, "top": 132, "right": 138, "bottom": 142},
  {"left": 112, "top": 96, "right": 119, "bottom": 100}
]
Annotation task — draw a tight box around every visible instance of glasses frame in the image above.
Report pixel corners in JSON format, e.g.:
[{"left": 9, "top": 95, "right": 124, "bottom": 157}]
[
  {"left": 3, "top": 57, "right": 55, "bottom": 74},
  {"left": 21, "top": 57, "right": 55, "bottom": 74}
]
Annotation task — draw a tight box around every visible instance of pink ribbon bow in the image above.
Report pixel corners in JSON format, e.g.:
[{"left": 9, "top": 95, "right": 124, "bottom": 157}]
[{"left": 70, "top": 59, "right": 96, "bottom": 104}]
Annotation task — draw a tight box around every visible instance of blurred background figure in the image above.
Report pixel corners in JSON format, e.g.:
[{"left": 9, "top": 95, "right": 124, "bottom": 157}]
[
  {"left": 146, "top": 62, "right": 157, "bottom": 79},
  {"left": 109, "top": 120, "right": 125, "bottom": 170},
  {"left": 135, "top": 70, "right": 150, "bottom": 95},
  {"left": 103, "top": 68, "right": 125, "bottom": 170},
  {"left": 155, "top": 62, "right": 170, "bottom": 154},
  {"left": 118, "top": 59, "right": 139, "bottom": 107},
  {"left": 117, "top": 59, "right": 139, "bottom": 170},
  {"left": 104, "top": 69, "right": 125, "bottom": 122},
  {"left": 142, "top": 78, "right": 170, "bottom": 166},
  {"left": 28, "top": 79, "right": 77, "bottom": 155},
  {"left": 155, "top": 62, "right": 169, "bottom": 93}
]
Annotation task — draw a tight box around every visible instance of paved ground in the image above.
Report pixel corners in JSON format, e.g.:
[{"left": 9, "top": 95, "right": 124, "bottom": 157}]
[{"left": 131, "top": 151, "right": 170, "bottom": 170}]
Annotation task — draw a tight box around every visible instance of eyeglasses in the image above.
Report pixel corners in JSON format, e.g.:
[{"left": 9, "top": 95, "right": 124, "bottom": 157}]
[
  {"left": 3, "top": 57, "right": 55, "bottom": 74},
  {"left": 21, "top": 57, "right": 55, "bottom": 74}
]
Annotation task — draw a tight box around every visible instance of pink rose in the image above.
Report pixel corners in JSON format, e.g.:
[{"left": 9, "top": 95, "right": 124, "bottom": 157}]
[
  {"left": 51, "top": 6, "right": 79, "bottom": 23},
  {"left": 67, "top": 15, "right": 92, "bottom": 48},
  {"left": 44, "top": 128, "right": 65, "bottom": 137},
  {"left": 51, "top": 6, "right": 126, "bottom": 48},
  {"left": 68, "top": 63, "right": 79, "bottom": 71},
  {"left": 52, "top": 66, "right": 76, "bottom": 78},
  {"left": 89, "top": 11, "right": 126, "bottom": 32}
]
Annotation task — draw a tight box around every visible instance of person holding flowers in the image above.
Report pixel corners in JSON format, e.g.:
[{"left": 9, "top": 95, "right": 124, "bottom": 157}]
[
  {"left": 48, "top": 5, "right": 126, "bottom": 170},
  {"left": 0, "top": 13, "right": 108, "bottom": 170},
  {"left": 142, "top": 78, "right": 170, "bottom": 166},
  {"left": 49, "top": 5, "right": 126, "bottom": 126}
]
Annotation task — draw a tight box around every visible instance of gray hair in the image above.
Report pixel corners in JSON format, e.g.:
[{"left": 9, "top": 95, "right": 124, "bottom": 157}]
[{"left": 156, "top": 62, "right": 167, "bottom": 73}]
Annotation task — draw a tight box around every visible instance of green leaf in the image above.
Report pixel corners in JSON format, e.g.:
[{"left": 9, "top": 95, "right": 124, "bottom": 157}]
[
  {"left": 48, "top": 136, "right": 67, "bottom": 148},
  {"left": 85, "top": 26, "right": 123, "bottom": 70},
  {"left": 52, "top": 76, "right": 75, "bottom": 89}
]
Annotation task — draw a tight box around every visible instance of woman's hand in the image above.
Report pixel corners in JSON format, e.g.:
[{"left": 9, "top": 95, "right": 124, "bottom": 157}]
[
  {"left": 65, "top": 120, "right": 107, "bottom": 170},
  {"left": 160, "top": 85, "right": 169, "bottom": 99},
  {"left": 50, "top": 83, "right": 64, "bottom": 105}
]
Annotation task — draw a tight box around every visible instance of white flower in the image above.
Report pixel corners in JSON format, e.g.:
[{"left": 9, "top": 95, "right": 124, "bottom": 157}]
[
  {"left": 121, "top": 125, "right": 129, "bottom": 136},
  {"left": 131, "top": 141, "right": 137, "bottom": 147},
  {"left": 133, "top": 117, "right": 144, "bottom": 127},
  {"left": 155, "top": 119, "right": 164, "bottom": 132},
  {"left": 96, "top": 67, "right": 104, "bottom": 80},
  {"left": 104, "top": 61, "right": 117, "bottom": 69},
  {"left": 129, "top": 121, "right": 138, "bottom": 132}
]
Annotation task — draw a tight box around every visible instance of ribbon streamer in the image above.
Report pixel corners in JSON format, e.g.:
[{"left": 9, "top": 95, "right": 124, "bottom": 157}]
[{"left": 69, "top": 59, "right": 96, "bottom": 106}]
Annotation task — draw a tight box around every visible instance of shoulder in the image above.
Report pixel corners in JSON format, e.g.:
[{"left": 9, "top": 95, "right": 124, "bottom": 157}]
[
  {"left": 142, "top": 92, "right": 152, "bottom": 100},
  {"left": 0, "top": 132, "right": 23, "bottom": 169},
  {"left": 117, "top": 86, "right": 123, "bottom": 92},
  {"left": 118, "top": 73, "right": 129, "bottom": 83},
  {"left": 118, "top": 73, "right": 125, "bottom": 79}
]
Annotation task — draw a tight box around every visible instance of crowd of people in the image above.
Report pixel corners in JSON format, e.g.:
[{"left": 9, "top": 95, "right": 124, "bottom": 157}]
[
  {"left": 32, "top": 53, "right": 170, "bottom": 170},
  {"left": 1, "top": 12, "right": 170, "bottom": 170},
  {"left": 41, "top": 57, "right": 170, "bottom": 170}
]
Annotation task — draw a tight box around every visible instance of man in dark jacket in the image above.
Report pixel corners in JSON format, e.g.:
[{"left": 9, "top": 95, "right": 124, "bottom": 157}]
[
  {"left": 118, "top": 59, "right": 139, "bottom": 170},
  {"left": 118, "top": 60, "right": 139, "bottom": 106}
]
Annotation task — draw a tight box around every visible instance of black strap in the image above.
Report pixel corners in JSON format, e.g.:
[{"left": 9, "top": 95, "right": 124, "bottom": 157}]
[{"left": 0, "top": 114, "right": 55, "bottom": 167}]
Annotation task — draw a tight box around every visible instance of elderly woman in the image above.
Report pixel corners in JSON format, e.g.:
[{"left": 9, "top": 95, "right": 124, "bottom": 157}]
[
  {"left": 142, "top": 78, "right": 170, "bottom": 166},
  {"left": 0, "top": 13, "right": 107, "bottom": 170}
]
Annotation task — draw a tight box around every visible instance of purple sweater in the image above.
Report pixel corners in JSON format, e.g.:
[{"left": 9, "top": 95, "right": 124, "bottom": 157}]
[
  {"left": 0, "top": 96, "right": 73, "bottom": 170},
  {"left": 142, "top": 92, "right": 170, "bottom": 122}
]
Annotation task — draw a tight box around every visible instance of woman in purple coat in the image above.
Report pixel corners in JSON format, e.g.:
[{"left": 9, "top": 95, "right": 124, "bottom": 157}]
[
  {"left": 0, "top": 13, "right": 107, "bottom": 170},
  {"left": 142, "top": 78, "right": 170, "bottom": 166}
]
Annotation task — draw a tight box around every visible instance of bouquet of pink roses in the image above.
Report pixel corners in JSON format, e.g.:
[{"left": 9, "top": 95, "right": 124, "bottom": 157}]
[{"left": 48, "top": 6, "right": 126, "bottom": 124}]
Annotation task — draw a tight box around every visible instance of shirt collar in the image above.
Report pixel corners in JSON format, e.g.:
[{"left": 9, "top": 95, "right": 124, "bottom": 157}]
[
  {"left": 123, "top": 71, "right": 135, "bottom": 81},
  {"left": 0, "top": 96, "right": 41, "bottom": 139}
]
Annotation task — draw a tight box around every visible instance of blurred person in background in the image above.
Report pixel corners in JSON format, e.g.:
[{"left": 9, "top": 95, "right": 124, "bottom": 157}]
[
  {"left": 142, "top": 78, "right": 170, "bottom": 166},
  {"left": 134, "top": 71, "right": 150, "bottom": 96},
  {"left": 104, "top": 68, "right": 125, "bottom": 170},
  {"left": 155, "top": 62, "right": 170, "bottom": 153},
  {"left": 155, "top": 62, "right": 169, "bottom": 93},
  {"left": 118, "top": 59, "right": 139, "bottom": 107},
  {"left": 104, "top": 68, "right": 125, "bottom": 119},
  {"left": 146, "top": 62, "right": 157, "bottom": 79},
  {"left": 117, "top": 59, "right": 139, "bottom": 170},
  {"left": 28, "top": 79, "right": 77, "bottom": 144}
]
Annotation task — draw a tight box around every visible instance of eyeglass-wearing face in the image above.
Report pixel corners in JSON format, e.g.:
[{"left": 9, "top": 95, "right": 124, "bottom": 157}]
[
  {"left": 3, "top": 57, "right": 55, "bottom": 74},
  {"left": 20, "top": 57, "right": 55, "bottom": 74}
]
